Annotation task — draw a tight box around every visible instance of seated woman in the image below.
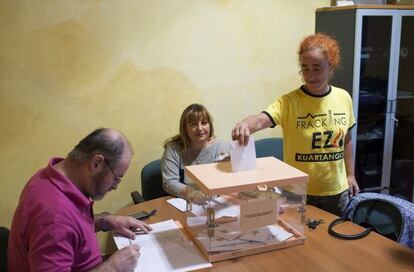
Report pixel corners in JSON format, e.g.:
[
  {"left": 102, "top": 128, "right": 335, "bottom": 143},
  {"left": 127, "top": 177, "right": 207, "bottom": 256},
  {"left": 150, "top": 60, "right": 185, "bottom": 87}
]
[{"left": 161, "top": 103, "right": 230, "bottom": 200}]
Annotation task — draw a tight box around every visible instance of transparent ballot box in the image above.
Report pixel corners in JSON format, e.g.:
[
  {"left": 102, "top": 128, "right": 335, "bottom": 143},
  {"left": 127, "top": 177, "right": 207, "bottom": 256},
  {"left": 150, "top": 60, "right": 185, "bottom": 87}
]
[{"left": 184, "top": 157, "right": 309, "bottom": 262}]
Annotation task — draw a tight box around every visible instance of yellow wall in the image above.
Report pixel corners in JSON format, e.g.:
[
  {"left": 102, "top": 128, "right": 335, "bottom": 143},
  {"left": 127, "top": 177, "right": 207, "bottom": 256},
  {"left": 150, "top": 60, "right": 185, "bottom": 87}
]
[{"left": 0, "top": 0, "right": 330, "bottom": 254}]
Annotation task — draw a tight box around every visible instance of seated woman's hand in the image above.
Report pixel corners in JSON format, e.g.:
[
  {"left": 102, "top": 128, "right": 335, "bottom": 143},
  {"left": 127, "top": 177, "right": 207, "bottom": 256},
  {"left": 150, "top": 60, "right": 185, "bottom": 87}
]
[
  {"left": 187, "top": 189, "right": 208, "bottom": 205},
  {"left": 215, "top": 153, "right": 230, "bottom": 162}
]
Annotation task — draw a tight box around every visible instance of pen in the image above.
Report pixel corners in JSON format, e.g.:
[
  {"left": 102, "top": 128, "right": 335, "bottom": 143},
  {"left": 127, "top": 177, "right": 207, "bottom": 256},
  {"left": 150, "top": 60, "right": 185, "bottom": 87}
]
[{"left": 148, "top": 209, "right": 157, "bottom": 216}]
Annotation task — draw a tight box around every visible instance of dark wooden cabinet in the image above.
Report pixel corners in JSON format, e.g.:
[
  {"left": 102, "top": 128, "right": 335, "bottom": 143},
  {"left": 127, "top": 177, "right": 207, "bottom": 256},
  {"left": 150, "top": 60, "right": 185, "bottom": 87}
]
[{"left": 316, "top": 5, "right": 414, "bottom": 202}]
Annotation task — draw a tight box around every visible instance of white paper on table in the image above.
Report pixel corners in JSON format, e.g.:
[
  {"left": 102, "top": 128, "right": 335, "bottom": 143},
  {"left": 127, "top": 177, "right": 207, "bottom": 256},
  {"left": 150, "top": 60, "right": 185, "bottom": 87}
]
[
  {"left": 190, "top": 197, "right": 237, "bottom": 216},
  {"left": 239, "top": 227, "right": 274, "bottom": 243},
  {"left": 212, "top": 220, "right": 241, "bottom": 240},
  {"left": 168, "top": 196, "right": 235, "bottom": 216},
  {"left": 230, "top": 137, "right": 257, "bottom": 172},
  {"left": 113, "top": 220, "right": 211, "bottom": 272},
  {"left": 166, "top": 198, "right": 187, "bottom": 212},
  {"left": 167, "top": 196, "right": 230, "bottom": 214},
  {"left": 197, "top": 234, "right": 251, "bottom": 252},
  {"left": 195, "top": 220, "right": 294, "bottom": 253},
  {"left": 215, "top": 204, "right": 239, "bottom": 218},
  {"left": 197, "top": 225, "right": 294, "bottom": 252},
  {"left": 188, "top": 203, "right": 206, "bottom": 215},
  {"left": 192, "top": 200, "right": 238, "bottom": 229},
  {"left": 197, "top": 230, "right": 268, "bottom": 252},
  {"left": 268, "top": 225, "right": 294, "bottom": 241},
  {"left": 187, "top": 216, "right": 207, "bottom": 227}
]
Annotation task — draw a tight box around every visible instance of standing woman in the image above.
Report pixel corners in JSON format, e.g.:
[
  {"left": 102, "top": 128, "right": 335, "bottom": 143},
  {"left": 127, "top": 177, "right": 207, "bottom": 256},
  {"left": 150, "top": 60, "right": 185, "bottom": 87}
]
[
  {"left": 162, "top": 103, "right": 230, "bottom": 200},
  {"left": 231, "top": 33, "right": 359, "bottom": 216}
]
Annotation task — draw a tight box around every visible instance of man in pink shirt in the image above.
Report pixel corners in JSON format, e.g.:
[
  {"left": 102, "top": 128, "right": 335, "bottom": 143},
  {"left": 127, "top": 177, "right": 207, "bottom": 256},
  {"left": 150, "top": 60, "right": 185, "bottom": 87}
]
[{"left": 8, "top": 128, "right": 151, "bottom": 272}]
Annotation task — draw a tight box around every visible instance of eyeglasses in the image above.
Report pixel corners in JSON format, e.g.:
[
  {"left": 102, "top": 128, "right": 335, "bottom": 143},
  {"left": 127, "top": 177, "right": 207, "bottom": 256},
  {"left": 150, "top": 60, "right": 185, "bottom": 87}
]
[
  {"left": 103, "top": 158, "right": 122, "bottom": 185},
  {"left": 299, "top": 68, "right": 325, "bottom": 76}
]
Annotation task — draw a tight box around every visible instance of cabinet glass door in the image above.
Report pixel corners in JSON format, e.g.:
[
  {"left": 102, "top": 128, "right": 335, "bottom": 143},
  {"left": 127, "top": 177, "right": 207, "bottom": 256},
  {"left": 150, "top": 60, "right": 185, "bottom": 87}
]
[
  {"left": 390, "top": 15, "right": 414, "bottom": 201},
  {"left": 355, "top": 16, "right": 392, "bottom": 190}
]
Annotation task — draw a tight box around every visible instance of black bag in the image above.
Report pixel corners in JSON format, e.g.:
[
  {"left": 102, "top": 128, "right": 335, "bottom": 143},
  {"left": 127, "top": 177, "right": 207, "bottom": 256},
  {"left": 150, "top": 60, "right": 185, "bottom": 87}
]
[{"left": 328, "top": 196, "right": 403, "bottom": 241}]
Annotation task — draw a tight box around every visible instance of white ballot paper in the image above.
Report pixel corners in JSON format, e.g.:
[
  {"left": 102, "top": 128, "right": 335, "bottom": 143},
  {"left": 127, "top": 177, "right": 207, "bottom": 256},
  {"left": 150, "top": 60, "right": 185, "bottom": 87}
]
[
  {"left": 166, "top": 198, "right": 188, "bottom": 212},
  {"left": 113, "top": 220, "right": 211, "bottom": 272},
  {"left": 197, "top": 224, "right": 294, "bottom": 252},
  {"left": 230, "top": 137, "right": 257, "bottom": 172}
]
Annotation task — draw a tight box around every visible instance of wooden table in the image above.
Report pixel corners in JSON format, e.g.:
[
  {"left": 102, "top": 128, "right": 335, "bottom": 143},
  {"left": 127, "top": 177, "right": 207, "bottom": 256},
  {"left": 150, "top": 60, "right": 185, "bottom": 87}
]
[{"left": 117, "top": 197, "right": 414, "bottom": 272}]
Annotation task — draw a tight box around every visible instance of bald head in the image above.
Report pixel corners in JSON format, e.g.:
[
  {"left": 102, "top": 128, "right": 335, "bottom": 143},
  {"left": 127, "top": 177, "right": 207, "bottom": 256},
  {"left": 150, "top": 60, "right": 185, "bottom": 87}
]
[{"left": 68, "top": 128, "right": 133, "bottom": 167}]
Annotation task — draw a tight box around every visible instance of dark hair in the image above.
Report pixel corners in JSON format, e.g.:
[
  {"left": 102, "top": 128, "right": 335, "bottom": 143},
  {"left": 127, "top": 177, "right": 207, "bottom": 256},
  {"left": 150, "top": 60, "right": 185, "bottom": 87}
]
[
  {"left": 68, "top": 128, "right": 129, "bottom": 167},
  {"left": 164, "top": 103, "right": 214, "bottom": 149}
]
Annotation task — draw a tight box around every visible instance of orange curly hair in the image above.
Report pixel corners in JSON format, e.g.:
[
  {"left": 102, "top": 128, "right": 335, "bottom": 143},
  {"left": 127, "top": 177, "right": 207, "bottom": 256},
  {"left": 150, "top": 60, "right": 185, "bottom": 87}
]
[{"left": 298, "top": 33, "right": 340, "bottom": 70}]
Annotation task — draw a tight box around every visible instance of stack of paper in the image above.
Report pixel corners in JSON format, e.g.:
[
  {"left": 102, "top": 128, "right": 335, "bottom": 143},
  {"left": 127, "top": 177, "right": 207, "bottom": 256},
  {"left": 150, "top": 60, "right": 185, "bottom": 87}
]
[
  {"left": 197, "top": 224, "right": 294, "bottom": 252},
  {"left": 113, "top": 220, "right": 212, "bottom": 272}
]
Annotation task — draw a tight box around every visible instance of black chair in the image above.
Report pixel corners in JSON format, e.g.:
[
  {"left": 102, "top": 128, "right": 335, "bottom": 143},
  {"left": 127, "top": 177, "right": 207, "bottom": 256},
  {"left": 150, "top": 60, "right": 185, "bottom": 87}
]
[
  {"left": 255, "top": 137, "right": 283, "bottom": 160},
  {"left": 131, "top": 159, "right": 167, "bottom": 204},
  {"left": 0, "top": 226, "right": 9, "bottom": 272}
]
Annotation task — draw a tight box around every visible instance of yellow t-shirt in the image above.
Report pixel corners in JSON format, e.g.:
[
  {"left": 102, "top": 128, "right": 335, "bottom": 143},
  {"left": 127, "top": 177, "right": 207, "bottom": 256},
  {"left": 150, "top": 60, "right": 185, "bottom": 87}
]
[{"left": 265, "top": 86, "right": 356, "bottom": 196}]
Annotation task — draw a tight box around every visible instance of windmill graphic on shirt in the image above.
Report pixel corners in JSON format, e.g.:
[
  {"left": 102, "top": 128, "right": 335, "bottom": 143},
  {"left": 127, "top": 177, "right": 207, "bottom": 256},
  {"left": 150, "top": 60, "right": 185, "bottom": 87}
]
[{"left": 332, "top": 128, "right": 344, "bottom": 148}]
